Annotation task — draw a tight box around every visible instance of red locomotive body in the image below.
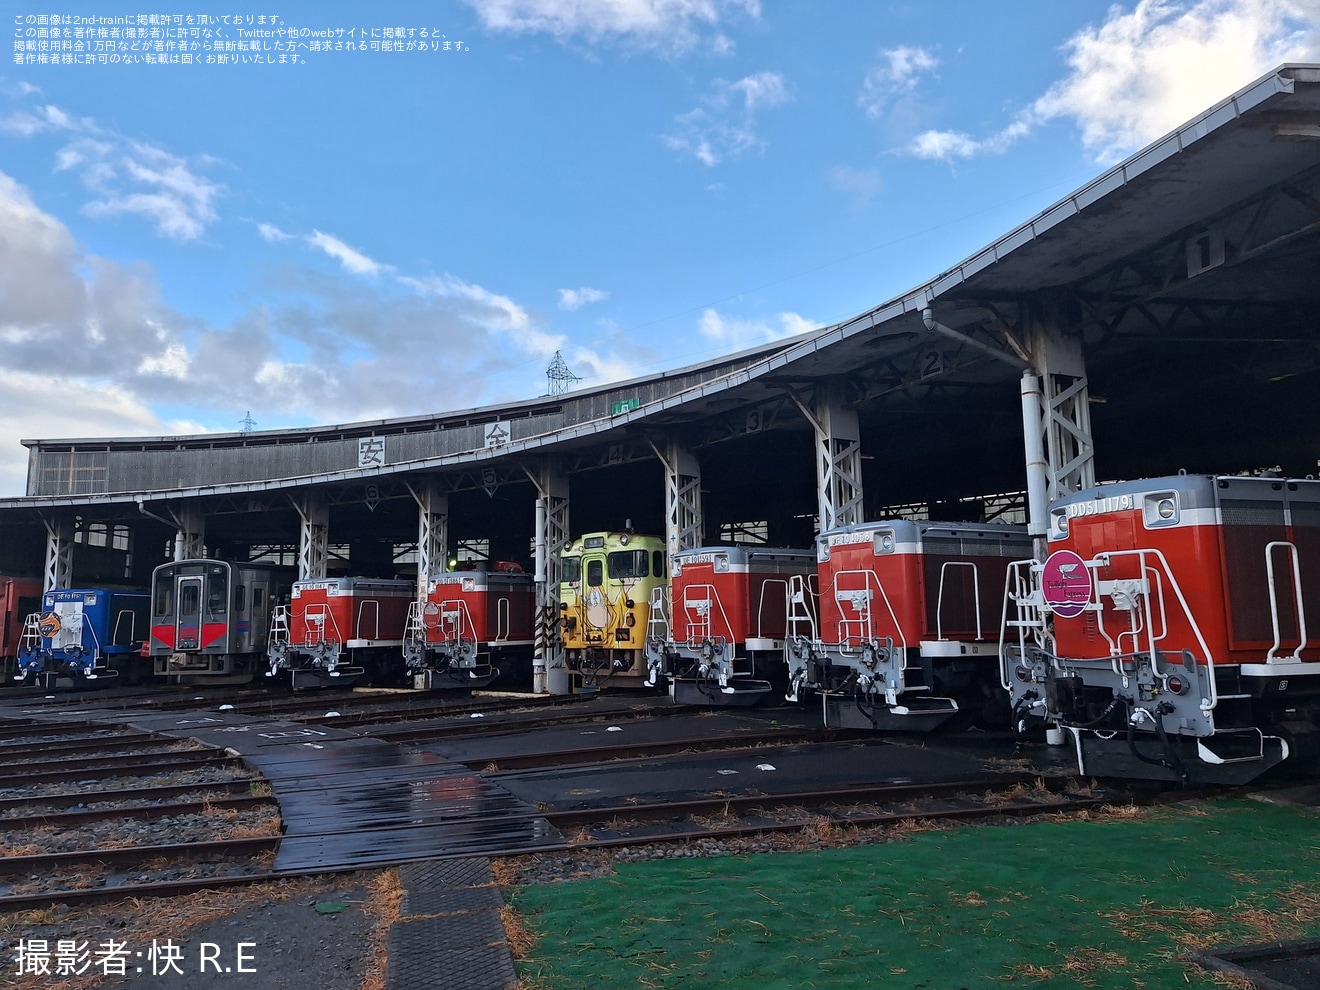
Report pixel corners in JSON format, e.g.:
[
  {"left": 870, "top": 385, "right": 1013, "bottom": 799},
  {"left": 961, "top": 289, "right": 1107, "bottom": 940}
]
[
  {"left": 1003, "top": 474, "right": 1320, "bottom": 783},
  {"left": 801, "top": 520, "right": 1031, "bottom": 731},
  {"left": 646, "top": 546, "right": 816, "bottom": 706},
  {"left": 403, "top": 567, "right": 535, "bottom": 690},
  {"left": 1, "top": 576, "right": 42, "bottom": 682},
  {"left": 268, "top": 576, "right": 413, "bottom": 688}
]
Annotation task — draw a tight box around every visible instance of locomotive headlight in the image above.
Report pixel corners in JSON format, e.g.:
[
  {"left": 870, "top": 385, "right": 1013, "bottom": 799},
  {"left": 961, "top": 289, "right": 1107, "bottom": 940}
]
[
  {"left": 881, "top": 535, "right": 894, "bottom": 552},
  {"left": 620, "top": 534, "right": 630, "bottom": 545},
  {"left": 1143, "top": 491, "right": 1179, "bottom": 528},
  {"left": 1014, "top": 665, "right": 1030, "bottom": 682},
  {"left": 1165, "top": 674, "right": 1190, "bottom": 695}
]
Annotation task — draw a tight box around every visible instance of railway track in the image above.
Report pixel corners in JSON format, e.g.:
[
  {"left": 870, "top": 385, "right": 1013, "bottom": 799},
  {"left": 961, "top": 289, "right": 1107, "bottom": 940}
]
[{"left": 0, "top": 771, "right": 1138, "bottom": 912}]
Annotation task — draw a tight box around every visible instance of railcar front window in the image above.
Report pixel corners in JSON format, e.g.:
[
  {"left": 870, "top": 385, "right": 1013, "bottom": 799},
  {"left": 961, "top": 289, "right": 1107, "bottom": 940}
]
[
  {"left": 207, "top": 566, "right": 228, "bottom": 616},
  {"left": 587, "top": 559, "right": 603, "bottom": 587},
  {"left": 153, "top": 577, "right": 171, "bottom": 616},
  {"left": 653, "top": 551, "right": 664, "bottom": 578},
  {"left": 179, "top": 583, "right": 200, "bottom": 616},
  {"left": 608, "top": 550, "right": 649, "bottom": 579},
  {"left": 561, "top": 556, "right": 582, "bottom": 583}
]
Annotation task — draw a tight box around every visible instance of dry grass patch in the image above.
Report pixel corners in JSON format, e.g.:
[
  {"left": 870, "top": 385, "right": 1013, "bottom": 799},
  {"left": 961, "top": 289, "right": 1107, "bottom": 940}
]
[
  {"left": 359, "top": 869, "right": 404, "bottom": 990},
  {"left": 1003, "top": 961, "right": 1055, "bottom": 981},
  {"left": 501, "top": 902, "right": 537, "bottom": 959}
]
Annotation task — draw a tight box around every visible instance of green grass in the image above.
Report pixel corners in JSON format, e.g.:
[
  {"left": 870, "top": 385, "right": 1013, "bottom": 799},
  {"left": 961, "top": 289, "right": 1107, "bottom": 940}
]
[{"left": 510, "top": 799, "right": 1320, "bottom": 989}]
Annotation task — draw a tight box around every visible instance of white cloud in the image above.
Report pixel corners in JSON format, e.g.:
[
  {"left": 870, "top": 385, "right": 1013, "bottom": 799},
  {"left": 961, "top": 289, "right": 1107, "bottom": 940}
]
[
  {"left": 558, "top": 286, "right": 609, "bottom": 310},
  {"left": 61, "top": 138, "right": 221, "bottom": 240},
  {"left": 859, "top": 45, "right": 939, "bottom": 119},
  {"left": 306, "top": 230, "right": 391, "bottom": 277},
  {"left": 463, "top": 0, "right": 760, "bottom": 52},
  {"left": 907, "top": 0, "right": 1320, "bottom": 164},
  {"left": 1035, "top": 0, "right": 1320, "bottom": 162},
  {"left": 0, "top": 370, "right": 182, "bottom": 495},
  {"left": 2, "top": 97, "right": 223, "bottom": 240},
  {"left": 698, "top": 307, "right": 817, "bottom": 350},
  {"left": 257, "top": 221, "right": 293, "bottom": 242},
  {"left": 0, "top": 170, "right": 579, "bottom": 496},
  {"left": 0, "top": 102, "right": 87, "bottom": 137},
  {"left": 664, "top": 71, "right": 793, "bottom": 166}
]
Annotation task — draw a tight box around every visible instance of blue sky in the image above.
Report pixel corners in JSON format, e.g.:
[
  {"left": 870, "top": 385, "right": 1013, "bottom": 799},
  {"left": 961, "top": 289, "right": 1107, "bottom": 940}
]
[{"left": 2, "top": 0, "right": 1318, "bottom": 495}]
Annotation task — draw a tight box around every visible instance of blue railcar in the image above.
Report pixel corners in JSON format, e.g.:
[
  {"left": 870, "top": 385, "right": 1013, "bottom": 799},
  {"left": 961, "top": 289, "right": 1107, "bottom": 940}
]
[{"left": 16, "top": 588, "right": 151, "bottom": 687}]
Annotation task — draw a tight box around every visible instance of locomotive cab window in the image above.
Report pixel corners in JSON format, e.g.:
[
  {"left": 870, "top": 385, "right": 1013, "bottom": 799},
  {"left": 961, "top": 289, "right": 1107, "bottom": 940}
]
[
  {"left": 653, "top": 551, "right": 664, "bottom": 577},
  {"left": 253, "top": 587, "right": 265, "bottom": 610},
  {"left": 206, "top": 566, "right": 228, "bottom": 616},
  {"left": 608, "top": 550, "right": 649, "bottom": 579},
  {"left": 587, "top": 559, "right": 603, "bottom": 587},
  {"left": 561, "top": 556, "right": 582, "bottom": 583},
  {"left": 236, "top": 586, "right": 246, "bottom": 613}
]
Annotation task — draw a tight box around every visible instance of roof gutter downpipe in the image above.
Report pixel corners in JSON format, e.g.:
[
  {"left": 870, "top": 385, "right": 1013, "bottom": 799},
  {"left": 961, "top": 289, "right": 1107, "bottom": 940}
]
[
  {"left": 532, "top": 496, "right": 547, "bottom": 695},
  {"left": 136, "top": 498, "right": 185, "bottom": 559},
  {"left": 921, "top": 308, "right": 1030, "bottom": 371},
  {"left": 1020, "top": 372, "right": 1050, "bottom": 538}
]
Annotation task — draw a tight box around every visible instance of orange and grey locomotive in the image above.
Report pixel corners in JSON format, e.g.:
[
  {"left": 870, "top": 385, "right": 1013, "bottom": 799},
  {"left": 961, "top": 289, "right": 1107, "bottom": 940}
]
[
  {"left": 267, "top": 576, "right": 413, "bottom": 688},
  {"left": 1003, "top": 474, "right": 1320, "bottom": 784},
  {"left": 402, "top": 564, "right": 535, "bottom": 690},
  {"left": 795, "top": 519, "right": 1031, "bottom": 731},
  {"left": 646, "top": 545, "right": 817, "bottom": 706}
]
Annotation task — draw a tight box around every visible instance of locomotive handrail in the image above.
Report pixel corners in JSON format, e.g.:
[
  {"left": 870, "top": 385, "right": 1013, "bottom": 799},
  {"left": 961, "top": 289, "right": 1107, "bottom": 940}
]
[
  {"left": 784, "top": 574, "right": 819, "bottom": 644},
  {"left": 832, "top": 569, "right": 908, "bottom": 654},
  {"left": 1092, "top": 562, "right": 1167, "bottom": 661},
  {"left": 1265, "top": 540, "right": 1308, "bottom": 661},
  {"left": 755, "top": 578, "right": 789, "bottom": 642},
  {"left": 998, "top": 559, "right": 1041, "bottom": 690},
  {"left": 432, "top": 598, "right": 475, "bottom": 644},
  {"left": 302, "top": 603, "right": 343, "bottom": 646},
  {"left": 495, "top": 595, "right": 510, "bottom": 642},
  {"left": 647, "top": 585, "right": 670, "bottom": 643},
  {"left": 1092, "top": 548, "right": 1218, "bottom": 712},
  {"left": 682, "top": 583, "right": 733, "bottom": 649},
  {"left": 935, "top": 561, "right": 981, "bottom": 641}
]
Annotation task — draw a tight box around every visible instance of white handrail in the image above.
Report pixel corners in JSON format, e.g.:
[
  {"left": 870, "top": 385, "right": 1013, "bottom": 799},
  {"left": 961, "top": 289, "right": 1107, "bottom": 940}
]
[
  {"left": 1265, "top": 540, "right": 1308, "bottom": 661},
  {"left": 935, "top": 560, "right": 981, "bottom": 640}
]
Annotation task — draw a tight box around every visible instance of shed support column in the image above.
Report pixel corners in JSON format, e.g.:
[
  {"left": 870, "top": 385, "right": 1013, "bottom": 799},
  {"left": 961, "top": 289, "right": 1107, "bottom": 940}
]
[
  {"left": 293, "top": 494, "right": 328, "bottom": 581},
  {"left": 408, "top": 480, "right": 449, "bottom": 600},
  {"left": 526, "top": 459, "right": 570, "bottom": 695},
  {"left": 791, "top": 381, "right": 864, "bottom": 532},
  {"left": 651, "top": 439, "right": 704, "bottom": 555},
  {"left": 42, "top": 514, "right": 73, "bottom": 592},
  {"left": 171, "top": 506, "right": 206, "bottom": 562},
  {"left": 1025, "top": 321, "right": 1096, "bottom": 531}
]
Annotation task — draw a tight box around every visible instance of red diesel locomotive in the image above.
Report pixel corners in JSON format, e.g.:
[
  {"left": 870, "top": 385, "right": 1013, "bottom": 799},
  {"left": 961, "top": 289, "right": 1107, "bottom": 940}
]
[
  {"left": 795, "top": 519, "right": 1031, "bottom": 731},
  {"left": 645, "top": 545, "right": 818, "bottom": 706},
  {"left": 0, "top": 575, "right": 42, "bottom": 683},
  {"left": 267, "top": 576, "right": 413, "bottom": 688},
  {"left": 402, "top": 564, "right": 535, "bottom": 690},
  {"left": 1003, "top": 473, "right": 1320, "bottom": 783}
]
